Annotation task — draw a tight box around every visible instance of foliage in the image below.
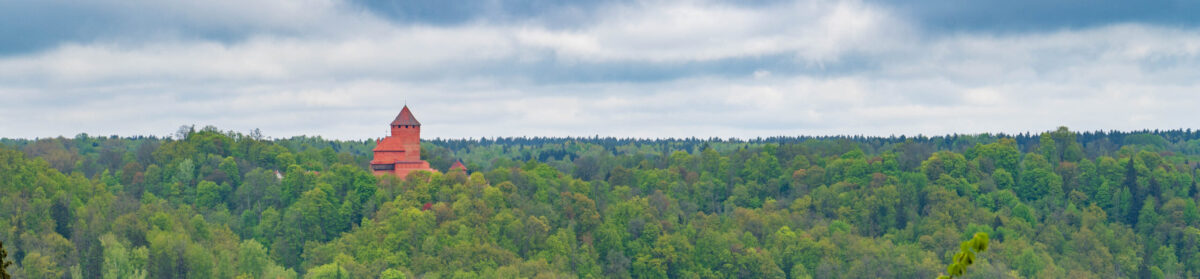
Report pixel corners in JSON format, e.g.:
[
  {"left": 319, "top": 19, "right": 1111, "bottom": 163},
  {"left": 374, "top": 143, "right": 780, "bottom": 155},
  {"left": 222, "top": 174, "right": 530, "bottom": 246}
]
[
  {"left": 0, "top": 126, "right": 1200, "bottom": 278},
  {"left": 937, "top": 232, "right": 989, "bottom": 279}
]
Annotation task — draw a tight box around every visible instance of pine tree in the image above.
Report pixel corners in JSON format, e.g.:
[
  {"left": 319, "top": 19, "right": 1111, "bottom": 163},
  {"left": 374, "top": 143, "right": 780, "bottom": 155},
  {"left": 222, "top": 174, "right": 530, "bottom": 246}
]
[
  {"left": 1189, "top": 179, "right": 1197, "bottom": 198},
  {"left": 1147, "top": 178, "right": 1161, "bottom": 202},
  {"left": 1124, "top": 158, "right": 1142, "bottom": 225}
]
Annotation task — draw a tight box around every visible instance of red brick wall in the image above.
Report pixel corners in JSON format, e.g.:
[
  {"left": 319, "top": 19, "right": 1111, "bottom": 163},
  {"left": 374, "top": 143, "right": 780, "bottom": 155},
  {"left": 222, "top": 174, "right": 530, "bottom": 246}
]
[{"left": 391, "top": 125, "right": 421, "bottom": 161}]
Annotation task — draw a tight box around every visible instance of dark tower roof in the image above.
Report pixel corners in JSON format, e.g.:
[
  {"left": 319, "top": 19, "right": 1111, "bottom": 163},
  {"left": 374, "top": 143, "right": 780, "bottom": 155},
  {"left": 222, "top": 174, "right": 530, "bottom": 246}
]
[{"left": 391, "top": 106, "right": 421, "bottom": 126}]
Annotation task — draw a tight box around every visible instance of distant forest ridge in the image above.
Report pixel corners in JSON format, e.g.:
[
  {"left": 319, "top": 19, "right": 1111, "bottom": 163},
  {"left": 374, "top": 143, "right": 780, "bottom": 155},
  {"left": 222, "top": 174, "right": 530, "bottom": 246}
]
[
  {"left": 4, "top": 126, "right": 1200, "bottom": 156},
  {"left": 4, "top": 126, "right": 1200, "bottom": 180},
  {"left": 5, "top": 126, "right": 1200, "bottom": 146}
]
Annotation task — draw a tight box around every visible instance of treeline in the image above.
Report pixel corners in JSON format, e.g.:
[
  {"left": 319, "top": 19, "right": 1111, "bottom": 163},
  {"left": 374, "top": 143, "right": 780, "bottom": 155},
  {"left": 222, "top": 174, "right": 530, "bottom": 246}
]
[
  {"left": 0, "top": 126, "right": 1198, "bottom": 278},
  {"left": 426, "top": 128, "right": 1200, "bottom": 154}
]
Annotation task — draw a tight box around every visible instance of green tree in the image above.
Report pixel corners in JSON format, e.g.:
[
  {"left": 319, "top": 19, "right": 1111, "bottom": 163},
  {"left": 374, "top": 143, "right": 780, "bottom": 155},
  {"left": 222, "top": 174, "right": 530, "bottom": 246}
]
[
  {"left": 101, "top": 233, "right": 148, "bottom": 279},
  {"left": 195, "top": 180, "right": 225, "bottom": 208},
  {"left": 304, "top": 262, "right": 348, "bottom": 279},
  {"left": 1018, "top": 167, "right": 1063, "bottom": 202},
  {"left": 234, "top": 168, "right": 281, "bottom": 211},
  {"left": 922, "top": 151, "right": 969, "bottom": 181},
  {"left": 280, "top": 164, "right": 310, "bottom": 206},
  {"left": 262, "top": 265, "right": 298, "bottom": 279},
  {"left": 176, "top": 158, "right": 195, "bottom": 186},
  {"left": 184, "top": 242, "right": 214, "bottom": 279},
  {"left": 1039, "top": 133, "right": 1057, "bottom": 163},
  {"left": 237, "top": 240, "right": 269, "bottom": 278},
  {"left": 21, "top": 251, "right": 63, "bottom": 279},
  {"left": 380, "top": 268, "right": 408, "bottom": 279},
  {"left": 741, "top": 151, "right": 783, "bottom": 184},
  {"left": 148, "top": 230, "right": 190, "bottom": 279},
  {"left": 219, "top": 156, "right": 240, "bottom": 186},
  {"left": 969, "top": 138, "right": 1020, "bottom": 173},
  {"left": 992, "top": 168, "right": 1015, "bottom": 190}
]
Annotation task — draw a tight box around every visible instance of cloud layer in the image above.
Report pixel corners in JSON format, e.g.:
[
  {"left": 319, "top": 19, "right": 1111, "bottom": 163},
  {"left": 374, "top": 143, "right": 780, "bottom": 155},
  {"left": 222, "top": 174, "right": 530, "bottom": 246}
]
[{"left": 2, "top": 0, "right": 1199, "bottom": 139}]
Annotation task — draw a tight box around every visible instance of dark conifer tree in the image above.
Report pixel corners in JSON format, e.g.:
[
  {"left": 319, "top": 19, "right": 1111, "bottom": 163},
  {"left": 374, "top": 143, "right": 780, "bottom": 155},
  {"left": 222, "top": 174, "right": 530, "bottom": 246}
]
[
  {"left": 1147, "top": 178, "right": 1161, "bottom": 202},
  {"left": 1190, "top": 179, "right": 1198, "bottom": 198},
  {"left": 1124, "top": 158, "right": 1142, "bottom": 225}
]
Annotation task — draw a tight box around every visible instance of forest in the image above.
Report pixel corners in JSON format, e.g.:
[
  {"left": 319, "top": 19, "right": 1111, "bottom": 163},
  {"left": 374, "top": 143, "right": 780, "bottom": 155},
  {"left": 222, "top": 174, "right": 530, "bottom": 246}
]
[{"left": 2, "top": 126, "right": 1200, "bottom": 278}]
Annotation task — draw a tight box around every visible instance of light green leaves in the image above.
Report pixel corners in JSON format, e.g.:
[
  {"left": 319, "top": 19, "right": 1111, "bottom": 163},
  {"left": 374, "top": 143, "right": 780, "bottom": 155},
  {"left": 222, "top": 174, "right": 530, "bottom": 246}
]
[{"left": 939, "top": 232, "right": 989, "bottom": 278}]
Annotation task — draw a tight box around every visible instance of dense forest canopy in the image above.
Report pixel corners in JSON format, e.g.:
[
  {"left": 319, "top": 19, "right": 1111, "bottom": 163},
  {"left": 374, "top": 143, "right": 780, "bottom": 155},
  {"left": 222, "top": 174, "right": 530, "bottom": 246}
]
[{"left": 2, "top": 126, "right": 1200, "bottom": 278}]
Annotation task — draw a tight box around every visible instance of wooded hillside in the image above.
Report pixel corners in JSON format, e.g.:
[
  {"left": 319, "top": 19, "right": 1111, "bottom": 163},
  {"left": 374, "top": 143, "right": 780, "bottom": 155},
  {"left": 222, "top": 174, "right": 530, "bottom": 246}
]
[{"left": 2, "top": 126, "right": 1199, "bottom": 278}]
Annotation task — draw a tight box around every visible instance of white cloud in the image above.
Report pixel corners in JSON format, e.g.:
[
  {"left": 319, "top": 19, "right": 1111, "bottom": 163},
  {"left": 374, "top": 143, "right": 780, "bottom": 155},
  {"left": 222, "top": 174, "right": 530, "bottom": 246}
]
[
  {"left": 1, "top": 0, "right": 903, "bottom": 85},
  {"left": 516, "top": 0, "right": 907, "bottom": 62},
  {"left": 2, "top": 1, "right": 1200, "bottom": 139}
]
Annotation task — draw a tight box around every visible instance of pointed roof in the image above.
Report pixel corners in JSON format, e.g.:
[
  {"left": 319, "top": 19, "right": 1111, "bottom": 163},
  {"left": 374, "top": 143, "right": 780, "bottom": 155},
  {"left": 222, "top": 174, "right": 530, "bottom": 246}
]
[
  {"left": 450, "top": 160, "right": 467, "bottom": 172},
  {"left": 391, "top": 106, "right": 421, "bottom": 126}
]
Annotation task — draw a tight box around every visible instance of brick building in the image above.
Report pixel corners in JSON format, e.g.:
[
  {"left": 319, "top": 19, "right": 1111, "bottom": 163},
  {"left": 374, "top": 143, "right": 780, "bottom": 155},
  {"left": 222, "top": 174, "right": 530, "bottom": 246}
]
[{"left": 370, "top": 106, "right": 436, "bottom": 178}]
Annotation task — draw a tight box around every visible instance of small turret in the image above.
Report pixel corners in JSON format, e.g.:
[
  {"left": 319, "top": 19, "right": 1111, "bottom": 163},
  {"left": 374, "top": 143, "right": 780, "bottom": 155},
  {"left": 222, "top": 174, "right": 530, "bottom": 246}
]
[{"left": 450, "top": 160, "right": 468, "bottom": 173}]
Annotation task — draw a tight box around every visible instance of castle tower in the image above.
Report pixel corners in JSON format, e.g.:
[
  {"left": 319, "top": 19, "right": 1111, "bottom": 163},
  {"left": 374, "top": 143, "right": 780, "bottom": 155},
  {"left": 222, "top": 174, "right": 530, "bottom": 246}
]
[{"left": 371, "top": 106, "right": 434, "bottom": 178}]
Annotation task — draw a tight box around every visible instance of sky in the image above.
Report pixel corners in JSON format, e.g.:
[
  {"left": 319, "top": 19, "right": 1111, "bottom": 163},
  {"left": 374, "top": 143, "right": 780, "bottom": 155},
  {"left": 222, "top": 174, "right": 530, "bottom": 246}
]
[{"left": 2, "top": 0, "right": 1199, "bottom": 140}]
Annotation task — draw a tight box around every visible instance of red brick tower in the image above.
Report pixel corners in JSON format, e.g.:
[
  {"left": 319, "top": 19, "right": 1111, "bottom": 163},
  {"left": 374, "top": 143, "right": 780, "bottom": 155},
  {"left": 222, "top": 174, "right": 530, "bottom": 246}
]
[{"left": 371, "top": 106, "right": 434, "bottom": 178}]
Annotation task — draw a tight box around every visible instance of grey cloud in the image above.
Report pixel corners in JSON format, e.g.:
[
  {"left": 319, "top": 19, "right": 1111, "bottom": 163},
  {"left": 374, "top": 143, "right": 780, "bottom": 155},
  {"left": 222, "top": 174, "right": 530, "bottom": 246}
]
[
  {"left": 0, "top": 0, "right": 387, "bottom": 55},
  {"left": 3, "top": 1, "right": 1200, "bottom": 140},
  {"left": 6, "top": 0, "right": 1198, "bottom": 56}
]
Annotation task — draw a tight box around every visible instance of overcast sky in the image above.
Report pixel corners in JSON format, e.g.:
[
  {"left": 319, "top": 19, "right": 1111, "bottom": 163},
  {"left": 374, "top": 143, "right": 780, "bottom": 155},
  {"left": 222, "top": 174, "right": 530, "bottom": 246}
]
[{"left": 2, "top": 0, "right": 1199, "bottom": 140}]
